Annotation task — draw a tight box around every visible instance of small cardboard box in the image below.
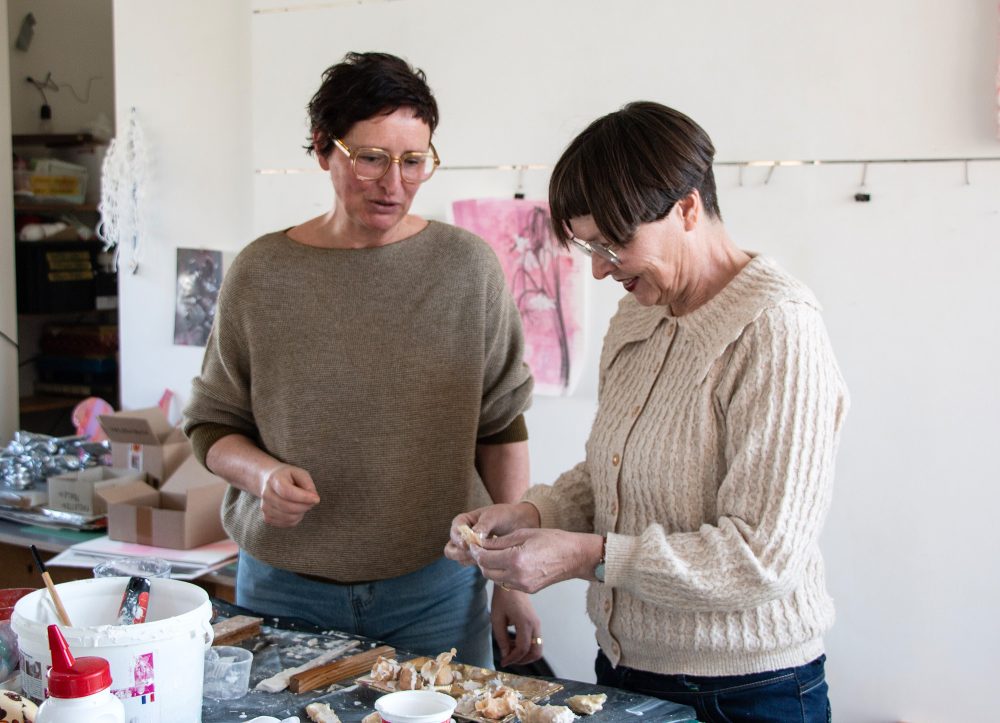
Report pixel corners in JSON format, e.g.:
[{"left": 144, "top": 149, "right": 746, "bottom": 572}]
[
  {"left": 97, "top": 455, "right": 229, "bottom": 549},
  {"left": 47, "top": 467, "right": 144, "bottom": 516},
  {"left": 98, "top": 407, "right": 190, "bottom": 488}
]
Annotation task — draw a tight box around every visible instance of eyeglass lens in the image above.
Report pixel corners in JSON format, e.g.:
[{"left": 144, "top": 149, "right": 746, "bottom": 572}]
[
  {"left": 354, "top": 149, "right": 436, "bottom": 182},
  {"left": 571, "top": 237, "right": 620, "bottom": 265}
]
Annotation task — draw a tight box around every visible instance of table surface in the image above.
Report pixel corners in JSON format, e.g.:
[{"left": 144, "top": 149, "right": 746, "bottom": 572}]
[
  {"left": 203, "top": 601, "right": 696, "bottom": 723},
  {"left": 0, "top": 518, "right": 238, "bottom": 586}
]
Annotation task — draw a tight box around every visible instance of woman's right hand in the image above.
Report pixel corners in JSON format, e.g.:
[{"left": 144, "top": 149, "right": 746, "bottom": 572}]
[
  {"left": 257, "top": 463, "right": 321, "bottom": 528},
  {"left": 444, "top": 502, "right": 540, "bottom": 565}
]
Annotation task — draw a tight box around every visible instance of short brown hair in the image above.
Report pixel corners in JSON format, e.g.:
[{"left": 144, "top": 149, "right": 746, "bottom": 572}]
[
  {"left": 305, "top": 52, "right": 439, "bottom": 157},
  {"left": 549, "top": 101, "right": 721, "bottom": 247}
]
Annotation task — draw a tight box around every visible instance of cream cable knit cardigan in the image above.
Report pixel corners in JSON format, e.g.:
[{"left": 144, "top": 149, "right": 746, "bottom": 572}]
[{"left": 524, "top": 255, "right": 849, "bottom": 676}]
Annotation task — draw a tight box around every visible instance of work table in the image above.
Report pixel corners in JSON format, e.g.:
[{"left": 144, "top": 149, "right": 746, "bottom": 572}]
[{"left": 204, "top": 601, "right": 696, "bottom": 723}]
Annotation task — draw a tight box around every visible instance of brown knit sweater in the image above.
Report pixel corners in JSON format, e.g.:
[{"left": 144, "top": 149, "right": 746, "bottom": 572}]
[
  {"left": 183, "top": 222, "right": 533, "bottom": 581},
  {"left": 525, "top": 255, "right": 848, "bottom": 676}
]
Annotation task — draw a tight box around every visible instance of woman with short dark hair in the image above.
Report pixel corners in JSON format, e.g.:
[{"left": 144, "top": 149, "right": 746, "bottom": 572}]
[
  {"left": 185, "top": 51, "right": 541, "bottom": 668},
  {"left": 447, "top": 101, "right": 848, "bottom": 720}
]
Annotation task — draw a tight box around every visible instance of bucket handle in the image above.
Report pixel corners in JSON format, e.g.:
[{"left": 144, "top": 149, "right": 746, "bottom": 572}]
[{"left": 199, "top": 617, "right": 214, "bottom": 649}]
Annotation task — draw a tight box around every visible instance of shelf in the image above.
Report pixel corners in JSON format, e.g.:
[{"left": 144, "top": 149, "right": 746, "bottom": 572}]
[
  {"left": 14, "top": 200, "right": 98, "bottom": 213},
  {"left": 12, "top": 133, "right": 104, "bottom": 148},
  {"left": 19, "top": 394, "right": 84, "bottom": 415}
]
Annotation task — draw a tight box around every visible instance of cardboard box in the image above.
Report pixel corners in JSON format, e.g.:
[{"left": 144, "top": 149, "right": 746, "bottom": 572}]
[
  {"left": 97, "top": 455, "right": 229, "bottom": 549},
  {"left": 47, "top": 467, "right": 144, "bottom": 516},
  {"left": 98, "top": 407, "right": 190, "bottom": 488}
]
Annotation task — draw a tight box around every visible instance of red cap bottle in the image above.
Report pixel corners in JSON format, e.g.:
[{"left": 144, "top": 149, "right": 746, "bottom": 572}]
[
  {"left": 45, "top": 624, "right": 113, "bottom": 697},
  {"left": 37, "top": 625, "right": 124, "bottom": 723}
]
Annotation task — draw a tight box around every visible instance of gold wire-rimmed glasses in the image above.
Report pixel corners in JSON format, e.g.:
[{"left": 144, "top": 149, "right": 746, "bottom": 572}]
[
  {"left": 568, "top": 236, "right": 622, "bottom": 266},
  {"left": 333, "top": 137, "right": 440, "bottom": 183}
]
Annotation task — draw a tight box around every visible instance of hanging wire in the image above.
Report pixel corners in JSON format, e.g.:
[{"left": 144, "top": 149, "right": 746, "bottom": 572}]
[
  {"left": 256, "top": 156, "right": 1000, "bottom": 175},
  {"left": 25, "top": 73, "right": 57, "bottom": 105},
  {"left": 57, "top": 75, "right": 102, "bottom": 104}
]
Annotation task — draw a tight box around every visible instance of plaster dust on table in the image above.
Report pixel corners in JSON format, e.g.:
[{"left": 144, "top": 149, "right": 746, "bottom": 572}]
[{"left": 200, "top": 622, "right": 378, "bottom": 723}]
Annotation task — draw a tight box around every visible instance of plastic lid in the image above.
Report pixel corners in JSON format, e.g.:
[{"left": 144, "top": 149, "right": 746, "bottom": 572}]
[{"left": 45, "top": 624, "right": 113, "bottom": 698}]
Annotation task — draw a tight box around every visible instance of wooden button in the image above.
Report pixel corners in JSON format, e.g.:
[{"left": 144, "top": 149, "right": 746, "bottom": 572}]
[
  {"left": 610, "top": 501, "right": 618, "bottom": 515},
  {"left": 604, "top": 599, "right": 611, "bottom": 613},
  {"left": 612, "top": 453, "right": 620, "bottom": 466},
  {"left": 631, "top": 405, "right": 641, "bottom": 416}
]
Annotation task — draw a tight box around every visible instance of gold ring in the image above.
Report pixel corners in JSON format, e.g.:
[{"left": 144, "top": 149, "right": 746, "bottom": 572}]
[
  {"left": 500, "top": 582, "right": 511, "bottom": 591},
  {"left": 532, "top": 636, "right": 543, "bottom": 645}
]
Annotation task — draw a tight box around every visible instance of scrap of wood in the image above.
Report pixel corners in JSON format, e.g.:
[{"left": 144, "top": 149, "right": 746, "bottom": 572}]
[
  {"left": 256, "top": 639, "right": 361, "bottom": 693},
  {"left": 211, "top": 615, "right": 264, "bottom": 646},
  {"left": 289, "top": 645, "right": 395, "bottom": 694}
]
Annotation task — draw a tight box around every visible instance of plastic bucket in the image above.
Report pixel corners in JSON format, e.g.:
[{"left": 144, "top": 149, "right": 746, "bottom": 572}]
[{"left": 11, "top": 577, "right": 213, "bottom": 722}]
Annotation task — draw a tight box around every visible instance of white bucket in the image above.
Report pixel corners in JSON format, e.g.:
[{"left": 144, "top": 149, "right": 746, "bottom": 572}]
[{"left": 11, "top": 577, "right": 213, "bottom": 722}]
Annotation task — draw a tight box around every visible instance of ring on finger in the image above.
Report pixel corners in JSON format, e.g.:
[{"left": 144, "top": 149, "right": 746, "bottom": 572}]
[
  {"left": 500, "top": 582, "right": 511, "bottom": 591},
  {"left": 532, "top": 636, "right": 543, "bottom": 645}
]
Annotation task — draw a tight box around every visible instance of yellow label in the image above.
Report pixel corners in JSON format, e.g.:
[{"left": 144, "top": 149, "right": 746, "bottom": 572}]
[{"left": 30, "top": 175, "right": 82, "bottom": 195}]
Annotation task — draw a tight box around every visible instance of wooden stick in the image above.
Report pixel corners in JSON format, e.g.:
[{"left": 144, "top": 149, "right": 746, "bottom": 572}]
[
  {"left": 289, "top": 645, "right": 395, "bottom": 694},
  {"left": 30, "top": 545, "right": 73, "bottom": 627}
]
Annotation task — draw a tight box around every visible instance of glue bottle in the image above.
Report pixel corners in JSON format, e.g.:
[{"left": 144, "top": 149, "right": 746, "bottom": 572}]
[{"left": 36, "top": 624, "right": 124, "bottom": 723}]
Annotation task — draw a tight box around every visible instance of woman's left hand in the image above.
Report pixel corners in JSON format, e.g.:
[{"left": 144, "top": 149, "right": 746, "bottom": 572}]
[{"left": 476, "top": 528, "right": 602, "bottom": 594}]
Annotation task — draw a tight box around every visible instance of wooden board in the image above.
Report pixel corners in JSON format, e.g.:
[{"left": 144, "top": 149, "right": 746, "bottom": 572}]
[{"left": 357, "top": 656, "right": 562, "bottom": 723}]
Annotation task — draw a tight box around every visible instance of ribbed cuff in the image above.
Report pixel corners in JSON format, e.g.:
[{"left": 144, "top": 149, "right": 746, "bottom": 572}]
[{"left": 477, "top": 414, "right": 528, "bottom": 445}]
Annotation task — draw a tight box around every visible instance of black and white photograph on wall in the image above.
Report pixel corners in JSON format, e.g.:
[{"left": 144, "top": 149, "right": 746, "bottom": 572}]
[{"left": 173, "top": 248, "right": 222, "bottom": 347}]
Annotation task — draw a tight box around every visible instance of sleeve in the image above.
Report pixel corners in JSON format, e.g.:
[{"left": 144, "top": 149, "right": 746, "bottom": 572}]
[
  {"left": 604, "top": 302, "right": 849, "bottom": 611},
  {"left": 477, "top": 263, "right": 534, "bottom": 439},
  {"left": 181, "top": 271, "right": 260, "bottom": 445},
  {"left": 522, "top": 460, "right": 596, "bottom": 534}
]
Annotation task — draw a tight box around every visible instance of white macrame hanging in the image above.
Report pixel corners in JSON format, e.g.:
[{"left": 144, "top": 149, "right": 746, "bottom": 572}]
[{"left": 97, "top": 106, "right": 149, "bottom": 273}]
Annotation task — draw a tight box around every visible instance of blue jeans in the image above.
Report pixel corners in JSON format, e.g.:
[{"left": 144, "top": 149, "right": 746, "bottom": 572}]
[
  {"left": 237, "top": 551, "right": 493, "bottom": 669},
  {"left": 596, "top": 650, "right": 831, "bottom": 723}
]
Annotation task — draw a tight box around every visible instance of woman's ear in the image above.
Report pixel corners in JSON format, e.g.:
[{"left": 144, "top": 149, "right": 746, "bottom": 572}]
[
  {"left": 313, "top": 130, "right": 331, "bottom": 170},
  {"left": 678, "top": 189, "right": 701, "bottom": 231}
]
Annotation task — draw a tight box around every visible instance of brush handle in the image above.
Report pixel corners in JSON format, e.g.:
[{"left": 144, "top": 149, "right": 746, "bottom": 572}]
[{"left": 42, "top": 572, "right": 73, "bottom": 627}]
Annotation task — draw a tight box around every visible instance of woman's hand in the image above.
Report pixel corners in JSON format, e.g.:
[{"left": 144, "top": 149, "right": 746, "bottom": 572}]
[
  {"left": 475, "top": 529, "right": 604, "bottom": 594},
  {"left": 490, "top": 586, "right": 543, "bottom": 667},
  {"left": 444, "top": 502, "right": 541, "bottom": 565},
  {"left": 257, "top": 463, "right": 321, "bottom": 528}
]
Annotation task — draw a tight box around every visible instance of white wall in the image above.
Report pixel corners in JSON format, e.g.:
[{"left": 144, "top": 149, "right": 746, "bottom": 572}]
[
  {"left": 112, "top": 1, "right": 999, "bottom": 720},
  {"left": 112, "top": 0, "right": 252, "bottom": 416},
  {"left": 6, "top": 0, "right": 114, "bottom": 136}
]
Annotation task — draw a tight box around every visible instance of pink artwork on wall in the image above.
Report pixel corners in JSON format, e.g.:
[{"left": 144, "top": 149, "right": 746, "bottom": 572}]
[{"left": 452, "top": 198, "right": 587, "bottom": 396}]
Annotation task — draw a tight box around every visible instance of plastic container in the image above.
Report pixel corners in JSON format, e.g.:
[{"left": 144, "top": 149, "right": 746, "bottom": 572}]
[
  {"left": 28, "top": 159, "right": 88, "bottom": 204},
  {"left": 36, "top": 624, "right": 124, "bottom": 723},
  {"left": 0, "top": 588, "right": 37, "bottom": 680},
  {"left": 375, "top": 690, "right": 458, "bottom": 723},
  {"left": 11, "top": 577, "right": 212, "bottom": 722},
  {"left": 92, "top": 557, "right": 171, "bottom": 579},
  {"left": 203, "top": 645, "right": 253, "bottom": 700}
]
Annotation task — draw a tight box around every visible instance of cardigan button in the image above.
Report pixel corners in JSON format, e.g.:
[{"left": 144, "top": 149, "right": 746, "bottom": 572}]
[
  {"left": 610, "top": 501, "right": 618, "bottom": 516},
  {"left": 604, "top": 599, "right": 611, "bottom": 613},
  {"left": 612, "top": 453, "right": 620, "bottom": 466}
]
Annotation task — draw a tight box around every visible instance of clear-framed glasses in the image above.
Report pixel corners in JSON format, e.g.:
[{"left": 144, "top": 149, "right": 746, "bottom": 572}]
[
  {"left": 333, "top": 137, "right": 440, "bottom": 183},
  {"left": 569, "top": 236, "right": 622, "bottom": 266}
]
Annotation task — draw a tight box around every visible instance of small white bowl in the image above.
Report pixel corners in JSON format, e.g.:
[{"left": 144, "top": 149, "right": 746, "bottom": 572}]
[{"left": 375, "top": 690, "right": 458, "bottom": 723}]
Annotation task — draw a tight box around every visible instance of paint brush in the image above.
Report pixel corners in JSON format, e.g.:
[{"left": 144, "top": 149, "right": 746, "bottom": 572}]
[{"left": 30, "top": 544, "right": 73, "bottom": 627}]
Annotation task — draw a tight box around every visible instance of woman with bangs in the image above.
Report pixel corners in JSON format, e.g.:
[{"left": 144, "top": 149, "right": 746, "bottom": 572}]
[{"left": 446, "top": 102, "right": 848, "bottom": 722}]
